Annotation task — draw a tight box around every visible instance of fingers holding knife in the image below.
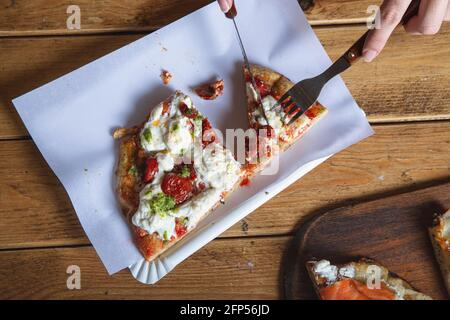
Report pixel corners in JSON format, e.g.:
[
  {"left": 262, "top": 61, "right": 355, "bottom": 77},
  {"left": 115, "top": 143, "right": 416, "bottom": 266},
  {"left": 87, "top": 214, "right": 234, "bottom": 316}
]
[
  {"left": 217, "top": 0, "right": 449, "bottom": 64},
  {"left": 218, "top": 0, "right": 234, "bottom": 13}
]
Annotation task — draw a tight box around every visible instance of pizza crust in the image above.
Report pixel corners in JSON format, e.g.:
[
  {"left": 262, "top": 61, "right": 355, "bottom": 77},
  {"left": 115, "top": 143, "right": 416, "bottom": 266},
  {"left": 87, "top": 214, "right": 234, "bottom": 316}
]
[{"left": 429, "top": 210, "right": 450, "bottom": 296}]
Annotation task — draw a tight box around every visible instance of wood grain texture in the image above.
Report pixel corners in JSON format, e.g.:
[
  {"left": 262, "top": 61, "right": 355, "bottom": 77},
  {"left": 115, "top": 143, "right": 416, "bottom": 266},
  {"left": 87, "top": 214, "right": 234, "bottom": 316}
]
[
  {"left": 2, "top": 24, "right": 450, "bottom": 138},
  {"left": 0, "top": 236, "right": 286, "bottom": 299},
  {"left": 0, "top": 0, "right": 380, "bottom": 36},
  {"left": 324, "top": 25, "right": 450, "bottom": 122},
  {"left": 286, "top": 182, "right": 450, "bottom": 300},
  {"left": 0, "top": 122, "right": 449, "bottom": 250}
]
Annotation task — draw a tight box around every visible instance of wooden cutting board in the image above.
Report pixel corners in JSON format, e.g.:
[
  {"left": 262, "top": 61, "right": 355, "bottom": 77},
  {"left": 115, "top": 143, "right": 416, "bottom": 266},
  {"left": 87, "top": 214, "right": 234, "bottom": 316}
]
[{"left": 283, "top": 182, "right": 450, "bottom": 300}]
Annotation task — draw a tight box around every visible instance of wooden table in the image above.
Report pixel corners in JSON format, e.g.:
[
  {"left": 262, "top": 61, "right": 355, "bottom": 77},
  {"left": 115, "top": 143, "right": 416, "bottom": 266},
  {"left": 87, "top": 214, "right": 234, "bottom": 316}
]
[{"left": 0, "top": 0, "right": 449, "bottom": 299}]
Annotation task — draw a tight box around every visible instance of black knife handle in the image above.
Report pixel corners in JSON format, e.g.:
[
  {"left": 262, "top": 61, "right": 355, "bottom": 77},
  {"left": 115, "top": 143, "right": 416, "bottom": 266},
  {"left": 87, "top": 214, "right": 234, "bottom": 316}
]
[{"left": 225, "top": 2, "right": 237, "bottom": 19}]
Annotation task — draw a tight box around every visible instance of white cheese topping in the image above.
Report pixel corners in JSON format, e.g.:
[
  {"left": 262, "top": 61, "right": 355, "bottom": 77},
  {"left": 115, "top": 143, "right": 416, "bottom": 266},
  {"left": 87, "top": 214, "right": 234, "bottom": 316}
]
[
  {"left": 140, "top": 93, "right": 193, "bottom": 155},
  {"left": 313, "top": 260, "right": 338, "bottom": 283},
  {"left": 132, "top": 92, "right": 241, "bottom": 241},
  {"left": 246, "top": 82, "right": 286, "bottom": 139},
  {"left": 441, "top": 210, "right": 450, "bottom": 240}
]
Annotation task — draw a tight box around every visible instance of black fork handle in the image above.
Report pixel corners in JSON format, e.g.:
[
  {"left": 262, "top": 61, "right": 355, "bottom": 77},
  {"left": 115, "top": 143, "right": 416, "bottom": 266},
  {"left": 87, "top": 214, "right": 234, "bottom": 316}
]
[{"left": 344, "top": 0, "right": 421, "bottom": 65}]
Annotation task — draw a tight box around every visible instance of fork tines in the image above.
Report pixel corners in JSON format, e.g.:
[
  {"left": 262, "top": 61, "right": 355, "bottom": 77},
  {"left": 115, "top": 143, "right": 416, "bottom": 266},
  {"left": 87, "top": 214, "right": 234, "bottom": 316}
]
[{"left": 271, "top": 93, "right": 308, "bottom": 125}]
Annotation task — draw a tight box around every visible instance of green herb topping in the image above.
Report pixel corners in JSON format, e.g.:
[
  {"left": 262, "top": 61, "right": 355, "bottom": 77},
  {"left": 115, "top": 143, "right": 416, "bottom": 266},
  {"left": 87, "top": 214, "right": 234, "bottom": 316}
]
[
  {"left": 143, "top": 128, "right": 152, "bottom": 142},
  {"left": 170, "top": 122, "right": 180, "bottom": 133},
  {"left": 128, "top": 165, "right": 138, "bottom": 176},
  {"left": 149, "top": 193, "right": 175, "bottom": 216},
  {"left": 179, "top": 165, "right": 190, "bottom": 178}
]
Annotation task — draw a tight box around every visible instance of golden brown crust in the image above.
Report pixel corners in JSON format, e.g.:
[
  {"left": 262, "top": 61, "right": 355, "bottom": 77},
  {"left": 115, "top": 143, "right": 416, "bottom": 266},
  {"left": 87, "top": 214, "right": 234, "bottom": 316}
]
[
  {"left": 116, "top": 135, "right": 140, "bottom": 218},
  {"left": 429, "top": 210, "right": 450, "bottom": 296},
  {"left": 248, "top": 64, "right": 283, "bottom": 87}
]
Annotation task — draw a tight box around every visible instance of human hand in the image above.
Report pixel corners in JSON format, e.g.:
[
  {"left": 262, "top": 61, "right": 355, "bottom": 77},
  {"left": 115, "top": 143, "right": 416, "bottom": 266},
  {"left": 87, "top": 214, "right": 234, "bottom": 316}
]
[
  {"left": 363, "top": 0, "right": 450, "bottom": 62},
  {"left": 218, "top": 0, "right": 234, "bottom": 13}
]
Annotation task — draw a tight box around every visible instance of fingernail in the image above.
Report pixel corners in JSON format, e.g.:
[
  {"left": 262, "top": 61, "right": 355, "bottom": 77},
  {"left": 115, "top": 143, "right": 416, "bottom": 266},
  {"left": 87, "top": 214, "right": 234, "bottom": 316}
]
[
  {"left": 219, "top": 0, "right": 231, "bottom": 12},
  {"left": 363, "top": 49, "right": 378, "bottom": 62}
]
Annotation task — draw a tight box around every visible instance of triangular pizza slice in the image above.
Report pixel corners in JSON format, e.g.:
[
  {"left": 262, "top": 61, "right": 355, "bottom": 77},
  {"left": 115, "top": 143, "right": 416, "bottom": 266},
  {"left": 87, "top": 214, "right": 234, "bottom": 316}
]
[
  {"left": 115, "top": 91, "right": 243, "bottom": 261},
  {"left": 243, "top": 64, "right": 327, "bottom": 174}
]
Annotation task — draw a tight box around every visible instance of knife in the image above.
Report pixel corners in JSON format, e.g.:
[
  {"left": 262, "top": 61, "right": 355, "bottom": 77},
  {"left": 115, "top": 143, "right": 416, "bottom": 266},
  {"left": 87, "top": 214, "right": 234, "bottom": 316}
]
[{"left": 225, "top": 3, "right": 269, "bottom": 124}]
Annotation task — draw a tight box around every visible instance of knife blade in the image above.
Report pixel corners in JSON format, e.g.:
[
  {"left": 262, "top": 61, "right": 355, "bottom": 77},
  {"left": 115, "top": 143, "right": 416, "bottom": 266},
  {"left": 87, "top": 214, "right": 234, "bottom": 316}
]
[{"left": 225, "top": 3, "right": 269, "bottom": 125}]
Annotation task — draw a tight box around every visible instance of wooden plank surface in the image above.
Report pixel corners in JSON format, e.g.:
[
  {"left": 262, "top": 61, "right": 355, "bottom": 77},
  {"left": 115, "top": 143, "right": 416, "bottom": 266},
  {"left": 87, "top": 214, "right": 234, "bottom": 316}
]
[
  {"left": 288, "top": 182, "right": 450, "bottom": 300},
  {"left": 1, "top": 122, "right": 449, "bottom": 250},
  {"left": 2, "top": 24, "right": 450, "bottom": 139},
  {"left": 0, "top": 0, "right": 380, "bottom": 36},
  {"left": 0, "top": 236, "right": 287, "bottom": 299}
]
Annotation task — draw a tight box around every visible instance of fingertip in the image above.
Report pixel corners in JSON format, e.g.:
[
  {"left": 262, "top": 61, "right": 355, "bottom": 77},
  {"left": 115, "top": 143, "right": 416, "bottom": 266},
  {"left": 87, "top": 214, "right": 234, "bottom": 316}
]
[
  {"left": 218, "top": 0, "right": 231, "bottom": 12},
  {"left": 362, "top": 49, "right": 378, "bottom": 63}
]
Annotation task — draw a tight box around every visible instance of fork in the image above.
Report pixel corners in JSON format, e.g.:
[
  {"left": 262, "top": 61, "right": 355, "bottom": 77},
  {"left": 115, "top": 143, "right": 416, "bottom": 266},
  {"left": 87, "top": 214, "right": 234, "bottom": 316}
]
[{"left": 274, "top": 0, "right": 421, "bottom": 125}]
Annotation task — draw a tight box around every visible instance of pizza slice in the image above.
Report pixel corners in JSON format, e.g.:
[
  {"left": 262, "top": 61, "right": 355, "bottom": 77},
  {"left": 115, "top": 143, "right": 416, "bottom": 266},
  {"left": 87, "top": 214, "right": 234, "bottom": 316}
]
[
  {"left": 243, "top": 64, "right": 327, "bottom": 175},
  {"left": 429, "top": 209, "right": 450, "bottom": 295},
  {"left": 114, "top": 91, "right": 243, "bottom": 261},
  {"left": 306, "top": 259, "right": 432, "bottom": 300}
]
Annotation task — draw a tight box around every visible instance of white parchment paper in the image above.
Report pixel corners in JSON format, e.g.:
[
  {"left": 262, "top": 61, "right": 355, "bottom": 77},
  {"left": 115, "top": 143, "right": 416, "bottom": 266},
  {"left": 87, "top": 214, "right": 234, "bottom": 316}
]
[{"left": 12, "top": 0, "right": 374, "bottom": 277}]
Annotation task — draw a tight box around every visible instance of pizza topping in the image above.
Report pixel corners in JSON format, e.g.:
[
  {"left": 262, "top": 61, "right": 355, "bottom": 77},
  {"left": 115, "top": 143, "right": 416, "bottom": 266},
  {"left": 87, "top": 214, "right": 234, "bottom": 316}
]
[
  {"left": 245, "top": 76, "right": 327, "bottom": 146},
  {"left": 201, "top": 118, "right": 216, "bottom": 147},
  {"left": 140, "top": 94, "right": 193, "bottom": 155},
  {"left": 194, "top": 79, "right": 224, "bottom": 100},
  {"left": 434, "top": 210, "right": 450, "bottom": 250},
  {"left": 319, "top": 279, "right": 395, "bottom": 300},
  {"left": 179, "top": 102, "right": 198, "bottom": 119},
  {"left": 254, "top": 78, "right": 271, "bottom": 98},
  {"left": 161, "top": 173, "right": 194, "bottom": 205},
  {"left": 143, "top": 157, "right": 158, "bottom": 183},
  {"left": 160, "top": 70, "right": 172, "bottom": 85},
  {"left": 132, "top": 92, "right": 242, "bottom": 243},
  {"left": 309, "top": 259, "right": 415, "bottom": 300},
  {"left": 175, "top": 219, "right": 188, "bottom": 238},
  {"left": 148, "top": 192, "right": 176, "bottom": 216}
]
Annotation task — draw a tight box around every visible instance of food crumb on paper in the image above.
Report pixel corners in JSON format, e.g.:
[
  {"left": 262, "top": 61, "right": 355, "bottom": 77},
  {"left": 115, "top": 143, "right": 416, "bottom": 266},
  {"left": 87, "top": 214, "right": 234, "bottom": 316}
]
[
  {"left": 160, "top": 70, "right": 172, "bottom": 85},
  {"left": 194, "top": 79, "right": 224, "bottom": 100}
]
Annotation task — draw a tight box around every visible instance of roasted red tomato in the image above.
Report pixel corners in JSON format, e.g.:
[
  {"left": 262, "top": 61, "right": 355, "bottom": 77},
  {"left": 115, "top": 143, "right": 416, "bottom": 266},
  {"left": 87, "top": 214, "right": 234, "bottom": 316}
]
[
  {"left": 143, "top": 157, "right": 158, "bottom": 183},
  {"left": 161, "top": 173, "right": 194, "bottom": 205},
  {"left": 179, "top": 102, "right": 198, "bottom": 119},
  {"left": 201, "top": 118, "right": 216, "bottom": 147},
  {"left": 254, "top": 78, "right": 271, "bottom": 98},
  {"left": 173, "top": 163, "right": 197, "bottom": 180},
  {"left": 175, "top": 219, "right": 188, "bottom": 238}
]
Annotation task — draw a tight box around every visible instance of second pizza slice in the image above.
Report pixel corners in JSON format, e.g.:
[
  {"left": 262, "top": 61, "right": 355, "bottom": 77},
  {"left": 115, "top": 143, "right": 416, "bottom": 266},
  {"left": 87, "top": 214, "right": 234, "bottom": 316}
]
[{"left": 243, "top": 64, "right": 328, "bottom": 176}]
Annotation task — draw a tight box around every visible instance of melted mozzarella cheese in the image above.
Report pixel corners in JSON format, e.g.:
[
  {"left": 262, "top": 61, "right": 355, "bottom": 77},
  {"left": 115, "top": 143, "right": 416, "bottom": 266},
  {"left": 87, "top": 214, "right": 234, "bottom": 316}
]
[
  {"left": 140, "top": 93, "right": 194, "bottom": 155},
  {"left": 166, "top": 117, "right": 192, "bottom": 155},
  {"left": 441, "top": 210, "right": 450, "bottom": 240},
  {"left": 246, "top": 82, "right": 285, "bottom": 137},
  {"left": 194, "top": 144, "right": 242, "bottom": 190},
  {"left": 132, "top": 92, "right": 241, "bottom": 241}
]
